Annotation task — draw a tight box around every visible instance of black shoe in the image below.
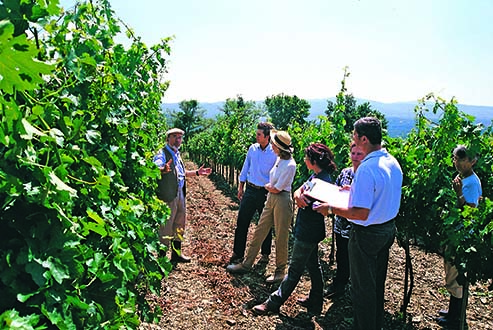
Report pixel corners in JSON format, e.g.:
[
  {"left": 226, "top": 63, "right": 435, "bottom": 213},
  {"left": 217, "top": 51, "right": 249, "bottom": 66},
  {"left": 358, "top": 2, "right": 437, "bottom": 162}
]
[
  {"left": 435, "top": 316, "right": 464, "bottom": 330},
  {"left": 252, "top": 302, "right": 279, "bottom": 315},
  {"left": 229, "top": 253, "right": 244, "bottom": 264},
  {"left": 296, "top": 297, "right": 322, "bottom": 315},
  {"left": 307, "top": 306, "right": 322, "bottom": 316},
  {"left": 296, "top": 297, "right": 311, "bottom": 308},
  {"left": 324, "top": 284, "right": 344, "bottom": 299},
  {"left": 171, "top": 241, "right": 191, "bottom": 263},
  {"left": 171, "top": 254, "right": 191, "bottom": 263}
]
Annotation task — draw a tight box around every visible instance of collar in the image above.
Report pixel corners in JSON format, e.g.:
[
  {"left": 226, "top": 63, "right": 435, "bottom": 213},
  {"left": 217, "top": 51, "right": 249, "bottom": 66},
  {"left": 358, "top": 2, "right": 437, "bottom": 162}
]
[
  {"left": 166, "top": 144, "right": 179, "bottom": 154},
  {"left": 259, "top": 142, "right": 272, "bottom": 151},
  {"left": 362, "top": 148, "right": 387, "bottom": 162}
]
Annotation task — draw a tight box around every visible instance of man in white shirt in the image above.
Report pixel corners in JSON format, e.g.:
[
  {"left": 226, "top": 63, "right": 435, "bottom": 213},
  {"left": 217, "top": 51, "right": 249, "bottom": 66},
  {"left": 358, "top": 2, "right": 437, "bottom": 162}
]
[{"left": 314, "top": 117, "right": 403, "bottom": 330}]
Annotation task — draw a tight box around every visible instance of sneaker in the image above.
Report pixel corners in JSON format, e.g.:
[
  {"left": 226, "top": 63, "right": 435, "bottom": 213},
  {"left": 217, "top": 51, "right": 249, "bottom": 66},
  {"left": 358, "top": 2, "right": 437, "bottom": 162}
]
[
  {"left": 226, "top": 263, "right": 251, "bottom": 274},
  {"left": 252, "top": 302, "right": 279, "bottom": 315}
]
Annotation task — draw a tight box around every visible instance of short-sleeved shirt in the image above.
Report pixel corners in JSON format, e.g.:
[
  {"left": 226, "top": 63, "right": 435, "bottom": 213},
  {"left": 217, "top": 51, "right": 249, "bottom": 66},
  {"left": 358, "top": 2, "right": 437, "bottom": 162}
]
[
  {"left": 334, "top": 167, "right": 354, "bottom": 238},
  {"left": 294, "top": 170, "right": 333, "bottom": 243},
  {"left": 349, "top": 149, "right": 403, "bottom": 226},
  {"left": 462, "top": 172, "right": 482, "bottom": 206},
  {"left": 269, "top": 157, "right": 296, "bottom": 192}
]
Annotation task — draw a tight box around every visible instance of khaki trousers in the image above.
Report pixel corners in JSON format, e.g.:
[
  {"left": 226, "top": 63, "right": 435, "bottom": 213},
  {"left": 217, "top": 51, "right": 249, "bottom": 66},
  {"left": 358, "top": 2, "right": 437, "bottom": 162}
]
[
  {"left": 444, "top": 260, "right": 463, "bottom": 298},
  {"left": 159, "top": 187, "right": 186, "bottom": 246},
  {"left": 243, "top": 191, "right": 293, "bottom": 273}
]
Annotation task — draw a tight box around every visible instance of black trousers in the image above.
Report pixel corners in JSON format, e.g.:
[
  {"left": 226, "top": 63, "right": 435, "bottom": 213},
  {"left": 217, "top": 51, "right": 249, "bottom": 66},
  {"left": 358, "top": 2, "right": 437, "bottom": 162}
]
[{"left": 232, "top": 185, "right": 272, "bottom": 257}]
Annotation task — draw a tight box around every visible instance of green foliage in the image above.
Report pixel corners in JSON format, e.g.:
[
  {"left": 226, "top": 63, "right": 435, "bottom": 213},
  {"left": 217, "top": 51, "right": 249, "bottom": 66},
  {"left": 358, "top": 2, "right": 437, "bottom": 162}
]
[
  {"left": 3, "top": 0, "right": 491, "bottom": 325},
  {"left": 0, "top": 20, "right": 54, "bottom": 94},
  {"left": 442, "top": 199, "right": 493, "bottom": 284},
  {"left": 0, "top": 0, "right": 172, "bottom": 327},
  {"left": 264, "top": 93, "right": 310, "bottom": 130},
  {"left": 167, "top": 99, "right": 206, "bottom": 143},
  {"left": 325, "top": 94, "right": 388, "bottom": 133},
  {"left": 389, "top": 94, "right": 493, "bottom": 285},
  {"left": 188, "top": 95, "right": 264, "bottom": 170}
]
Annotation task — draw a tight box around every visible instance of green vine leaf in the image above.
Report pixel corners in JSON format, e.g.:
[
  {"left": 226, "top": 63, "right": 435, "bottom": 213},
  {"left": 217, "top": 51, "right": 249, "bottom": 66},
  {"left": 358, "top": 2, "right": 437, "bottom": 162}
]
[
  {"left": 48, "top": 171, "right": 77, "bottom": 197},
  {"left": 20, "top": 118, "right": 45, "bottom": 140},
  {"left": 0, "top": 20, "right": 54, "bottom": 94}
]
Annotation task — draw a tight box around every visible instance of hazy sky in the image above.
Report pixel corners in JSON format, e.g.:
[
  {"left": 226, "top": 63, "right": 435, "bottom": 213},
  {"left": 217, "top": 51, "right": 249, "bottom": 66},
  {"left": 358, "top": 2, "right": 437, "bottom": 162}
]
[{"left": 62, "top": 0, "right": 493, "bottom": 106}]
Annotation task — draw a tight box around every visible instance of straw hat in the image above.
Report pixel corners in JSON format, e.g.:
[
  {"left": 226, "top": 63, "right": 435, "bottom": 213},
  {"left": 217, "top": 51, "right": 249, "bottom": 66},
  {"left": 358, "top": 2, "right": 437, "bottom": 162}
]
[{"left": 271, "top": 130, "right": 293, "bottom": 153}]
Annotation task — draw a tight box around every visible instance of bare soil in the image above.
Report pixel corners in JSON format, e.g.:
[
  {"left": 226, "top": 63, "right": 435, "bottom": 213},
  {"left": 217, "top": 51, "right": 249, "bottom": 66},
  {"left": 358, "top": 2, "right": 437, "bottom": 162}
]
[{"left": 142, "top": 165, "right": 493, "bottom": 330}]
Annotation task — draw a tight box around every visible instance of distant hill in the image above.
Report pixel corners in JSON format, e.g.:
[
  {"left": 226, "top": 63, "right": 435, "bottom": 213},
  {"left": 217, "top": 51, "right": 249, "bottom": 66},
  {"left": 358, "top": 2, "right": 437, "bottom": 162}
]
[{"left": 162, "top": 99, "right": 493, "bottom": 138}]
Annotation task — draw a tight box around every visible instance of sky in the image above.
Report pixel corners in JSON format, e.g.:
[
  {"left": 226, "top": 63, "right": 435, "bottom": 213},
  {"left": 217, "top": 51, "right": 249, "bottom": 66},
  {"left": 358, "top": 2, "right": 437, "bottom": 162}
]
[{"left": 61, "top": 0, "right": 493, "bottom": 106}]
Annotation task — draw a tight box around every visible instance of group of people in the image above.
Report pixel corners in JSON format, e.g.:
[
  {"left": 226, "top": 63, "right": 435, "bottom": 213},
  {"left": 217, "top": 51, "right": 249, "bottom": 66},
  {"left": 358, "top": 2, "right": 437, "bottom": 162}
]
[{"left": 153, "top": 117, "right": 481, "bottom": 330}]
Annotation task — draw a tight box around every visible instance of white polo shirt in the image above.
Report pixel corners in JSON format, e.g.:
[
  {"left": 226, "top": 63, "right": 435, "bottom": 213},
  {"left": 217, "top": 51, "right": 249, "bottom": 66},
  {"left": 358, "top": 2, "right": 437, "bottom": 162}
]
[{"left": 348, "top": 149, "right": 403, "bottom": 226}]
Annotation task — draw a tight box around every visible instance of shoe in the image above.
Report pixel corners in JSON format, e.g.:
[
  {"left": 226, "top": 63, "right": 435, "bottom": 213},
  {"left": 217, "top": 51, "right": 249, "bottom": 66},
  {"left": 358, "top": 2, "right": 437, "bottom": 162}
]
[
  {"left": 171, "top": 241, "right": 191, "bottom": 263},
  {"left": 438, "top": 309, "right": 448, "bottom": 316},
  {"left": 229, "top": 253, "right": 243, "bottom": 264},
  {"left": 435, "top": 316, "right": 463, "bottom": 329},
  {"left": 296, "top": 297, "right": 311, "bottom": 308},
  {"left": 296, "top": 297, "right": 322, "bottom": 315},
  {"left": 324, "top": 284, "right": 344, "bottom": 299},
  {"left": 266, "top": 271, "right": 285, "bottom": 284},
  {"left": 258, "top": 254, "right": 269, "bottom": 263},
  {"left": 171, "top": 254, "right": 191, "bottom": 263},
  {"left": 435, "top": 295, "right": 463, "bottom": 329},
  {"left": 252, "top": 302, "right": 279, "bottom": 315},
  {"left": 307, "top": 306, "right": 322, "bottom": 316},
  {"left": 226, "top": 263, "right": 251, "bottom": 274},
  {"left": 435, "top": 316, "right": 448, "bottom": 325}
]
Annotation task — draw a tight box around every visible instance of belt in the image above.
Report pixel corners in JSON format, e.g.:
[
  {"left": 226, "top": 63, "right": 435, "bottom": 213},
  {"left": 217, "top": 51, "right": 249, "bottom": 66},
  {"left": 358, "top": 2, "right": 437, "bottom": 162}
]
[
  {"left": 352, "top": 219, "right": 395, "bottom": 229},
  {"left": 247, "top": 181, "right": 264, "bottom": 190}
]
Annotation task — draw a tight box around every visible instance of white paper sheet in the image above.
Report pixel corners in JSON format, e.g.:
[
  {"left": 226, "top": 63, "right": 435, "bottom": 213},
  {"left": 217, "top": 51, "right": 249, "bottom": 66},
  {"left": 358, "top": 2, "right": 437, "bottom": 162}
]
[{"left": 303, "top": 178, "right": 350, "bottom": 209}]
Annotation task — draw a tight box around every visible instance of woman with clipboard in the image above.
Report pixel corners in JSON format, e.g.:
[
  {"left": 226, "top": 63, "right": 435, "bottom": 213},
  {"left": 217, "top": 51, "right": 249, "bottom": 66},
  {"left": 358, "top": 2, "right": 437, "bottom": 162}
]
[{"left": 252, "top": 143, "right": 337, "bottom": 315}]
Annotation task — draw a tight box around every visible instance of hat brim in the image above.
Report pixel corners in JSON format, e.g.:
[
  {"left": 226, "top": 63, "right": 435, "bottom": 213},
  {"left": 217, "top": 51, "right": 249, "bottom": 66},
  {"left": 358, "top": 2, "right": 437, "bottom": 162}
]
[{"left": 271, "top": 136, "right": 293, "bottom": 154}]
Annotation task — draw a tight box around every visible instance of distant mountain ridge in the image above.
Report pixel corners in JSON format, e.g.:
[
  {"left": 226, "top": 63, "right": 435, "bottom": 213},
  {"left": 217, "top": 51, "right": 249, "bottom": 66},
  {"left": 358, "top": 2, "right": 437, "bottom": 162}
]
[{"left": 162, "top": 98, "right": 493, "bottom": 137}]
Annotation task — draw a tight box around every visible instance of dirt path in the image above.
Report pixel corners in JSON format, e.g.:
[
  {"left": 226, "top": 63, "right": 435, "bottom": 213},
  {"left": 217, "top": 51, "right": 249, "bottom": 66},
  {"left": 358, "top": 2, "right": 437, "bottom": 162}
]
[{"left": 144, "top": 168, "right": 492, "bottom": 330}]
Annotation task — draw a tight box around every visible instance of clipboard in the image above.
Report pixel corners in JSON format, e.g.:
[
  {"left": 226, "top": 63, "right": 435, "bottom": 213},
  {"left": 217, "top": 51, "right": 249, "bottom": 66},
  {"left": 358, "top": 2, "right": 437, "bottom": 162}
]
[{"left": 303, "top": 178, "right": 350, "bottom": 209}]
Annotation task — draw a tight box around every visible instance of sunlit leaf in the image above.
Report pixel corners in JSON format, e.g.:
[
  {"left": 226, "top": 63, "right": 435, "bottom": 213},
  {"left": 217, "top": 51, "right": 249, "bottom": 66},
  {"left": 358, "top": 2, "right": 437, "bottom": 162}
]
[
  {"left": 48, "top": 171, "right": 77, "bottom": 197},
  {"left": 0, "top": 21, "right": 54, "bottom": 94}
]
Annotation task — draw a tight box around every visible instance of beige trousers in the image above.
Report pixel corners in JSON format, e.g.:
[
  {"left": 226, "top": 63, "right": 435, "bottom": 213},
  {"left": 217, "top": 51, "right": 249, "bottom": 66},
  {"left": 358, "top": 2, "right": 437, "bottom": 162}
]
[
  {"left": 444, "top": 259, "right": 463, "bottom": 299},
  {"left": 243, "top": 191, "right": 293, "bottom": 273},
  {"left": 159, "top": 187, "right": 186, "bottom": 246}
]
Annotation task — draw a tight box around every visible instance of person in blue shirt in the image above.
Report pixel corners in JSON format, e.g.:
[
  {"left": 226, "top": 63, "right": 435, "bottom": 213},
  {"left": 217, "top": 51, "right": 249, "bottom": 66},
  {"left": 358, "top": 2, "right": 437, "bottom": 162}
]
[
  {"left": 229, "top": 122, "right": 277, "bottom": 264},
  {"left": 436, "top": 144, "right": 482, "bottom": 329},
  {"left": 154, "top": 128, "right": 211, "bottom": 264},
  {"left": 253, "top": 143, "right": 337, "bottom": 315}
]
